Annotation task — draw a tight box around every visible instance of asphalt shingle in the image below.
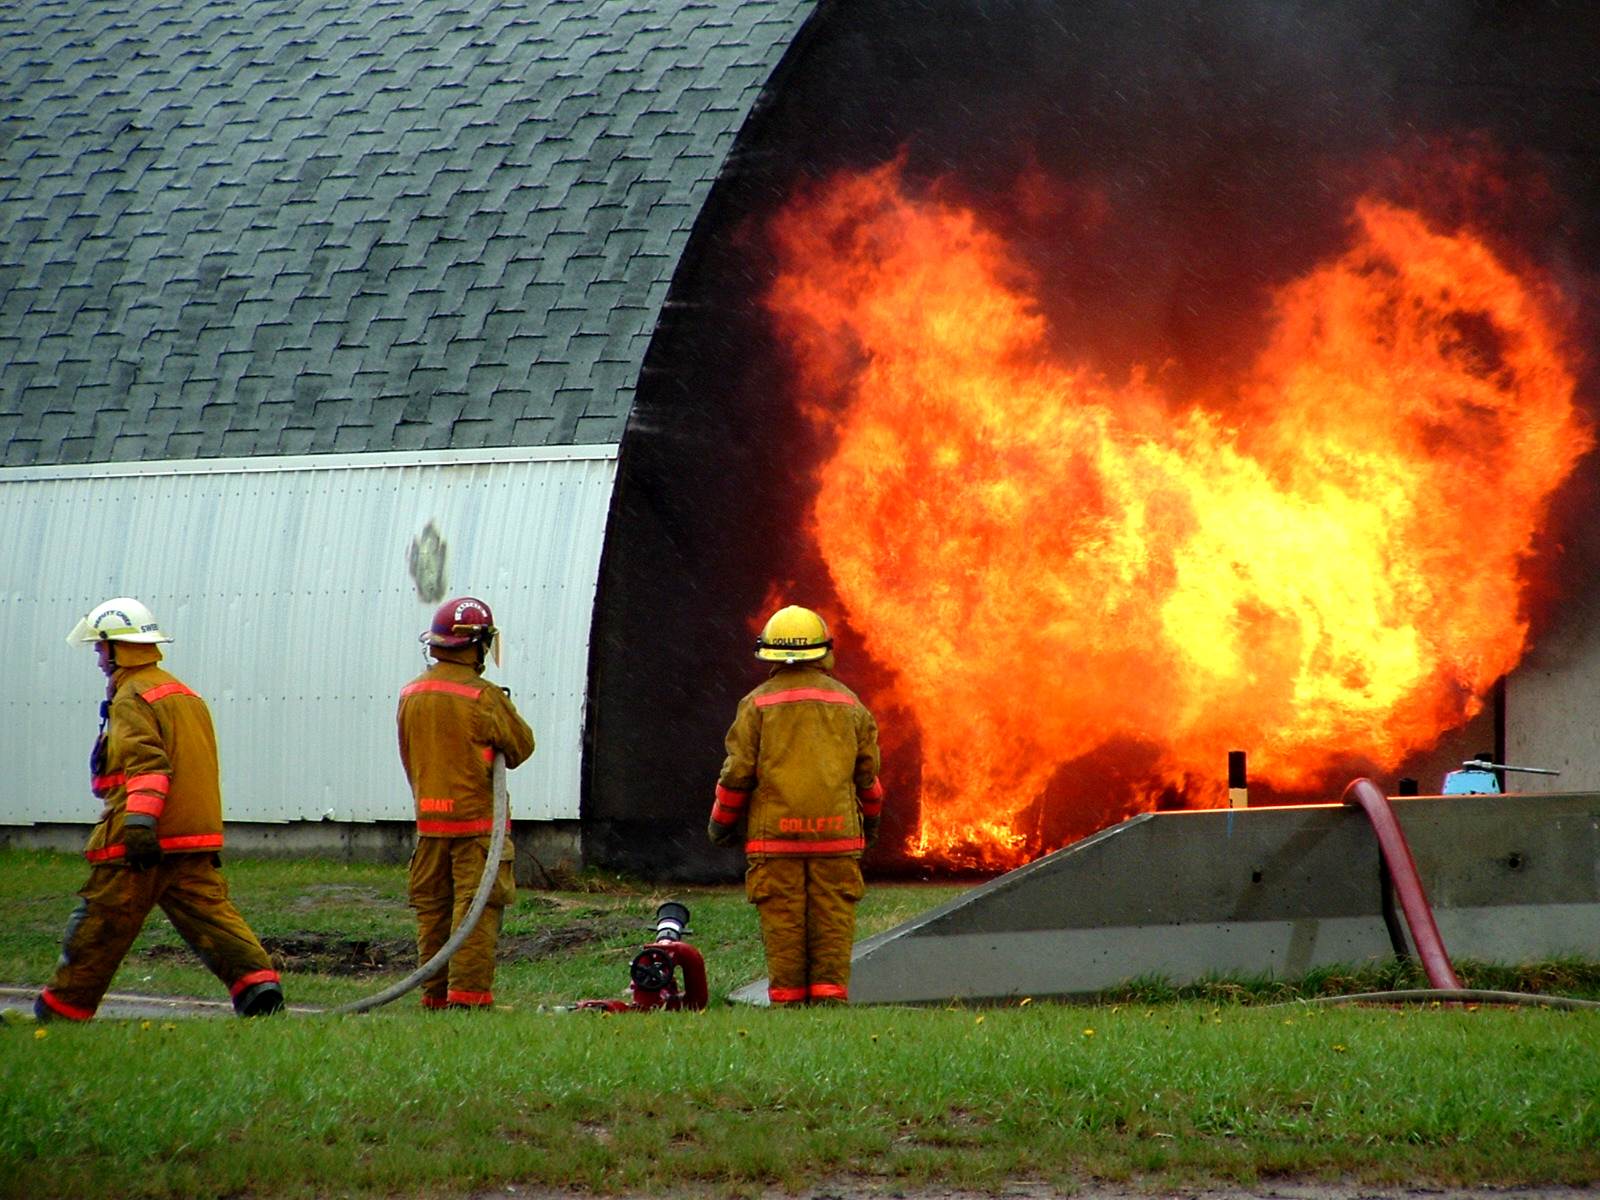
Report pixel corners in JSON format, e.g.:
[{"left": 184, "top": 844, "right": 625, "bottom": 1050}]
[{"left": 3, "top": 0, "right": 814, "bottom": 465}]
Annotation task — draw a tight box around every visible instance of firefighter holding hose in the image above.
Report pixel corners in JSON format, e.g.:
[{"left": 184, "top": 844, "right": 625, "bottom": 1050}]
[
  {"left": 36, "top": 598, "right": 285, "bottom": 1021},
  {"left": 709, "top": 605, "right": 884, "bottom": 1005},
  {"left": 399, "top": 597, "right": 534, "bottom": 1010}
]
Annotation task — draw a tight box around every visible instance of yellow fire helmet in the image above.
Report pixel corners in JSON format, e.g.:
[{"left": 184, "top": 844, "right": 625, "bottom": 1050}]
[{"left": 755, "top": 605, "right": 832, "bottom": 663}]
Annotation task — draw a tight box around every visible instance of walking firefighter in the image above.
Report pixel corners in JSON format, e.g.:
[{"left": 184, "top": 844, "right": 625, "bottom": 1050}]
[{"left": 36, "top": 598, "right": 285, "bottom": 1021}]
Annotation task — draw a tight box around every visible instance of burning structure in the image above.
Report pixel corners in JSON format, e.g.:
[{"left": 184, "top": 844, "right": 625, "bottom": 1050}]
[
  {"left": 4, "top": 2, "right": 1600, "bottom": 882},
  {"left": 589, "top": 1, "right": 1600, "bottom": 877}
]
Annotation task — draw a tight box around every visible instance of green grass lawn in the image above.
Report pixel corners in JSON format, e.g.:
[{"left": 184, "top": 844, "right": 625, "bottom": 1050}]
[{"left": 2, "top": 849, "right": 1597, "bottom": 1200}]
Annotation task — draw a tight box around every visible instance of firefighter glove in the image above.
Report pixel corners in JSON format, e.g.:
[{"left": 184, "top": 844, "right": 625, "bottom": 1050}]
[
  {"left": 89, "top": 732, "right": 109, "bottom": 777},
  {"left": 122, "top": 824, "right": 163, "bottom": 871},
  {"left": 863, "top": 817, "right": 881, "bottom": 848},
  {"left": 707, "top": 817, "right": 739, "bottom": 848}
]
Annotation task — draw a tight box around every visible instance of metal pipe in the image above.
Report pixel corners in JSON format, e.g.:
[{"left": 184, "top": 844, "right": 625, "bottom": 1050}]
[{"left": 1227, "top": 750, "right": 1248, "bottom": 809}]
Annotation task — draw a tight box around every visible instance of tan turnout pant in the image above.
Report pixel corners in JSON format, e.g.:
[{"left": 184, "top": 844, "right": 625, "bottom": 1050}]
[
  {"left": 41, "top": 854, "right": 279, "bottom": 1019},
  {"left": 746, "top": 855, "right": 865, "bottom": 1005},
  {"left": 408, "top": 835, "right": 515, "bottom": 1008}
]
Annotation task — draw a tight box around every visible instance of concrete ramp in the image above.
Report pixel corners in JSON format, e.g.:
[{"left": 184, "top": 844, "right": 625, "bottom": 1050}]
[{"left": 732, "top": 793, "right": 1600, "bottom": 1005}]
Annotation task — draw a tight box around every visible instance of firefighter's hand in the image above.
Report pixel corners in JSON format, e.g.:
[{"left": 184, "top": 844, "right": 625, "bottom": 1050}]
[
  {"left": 863, "top": 817, "right": 881, "bottom": 848},
  {"left": 707, "top": 818, "right": 738, "bottom": 848},
  {"left": 89, "top": 733, "right": 109, "bottom": 777},
  {"left": 122, "top": 825, "right": 163, "bottom": 871}
]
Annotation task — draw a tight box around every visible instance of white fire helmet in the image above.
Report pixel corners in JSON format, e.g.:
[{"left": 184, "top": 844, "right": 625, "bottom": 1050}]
[{"left": 66, "top": 597, "right": 173, "bottom": 646}]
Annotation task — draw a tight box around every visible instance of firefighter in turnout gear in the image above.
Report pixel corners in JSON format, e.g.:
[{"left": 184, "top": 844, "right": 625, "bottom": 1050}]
[
  {"left": 399, "top": 597, "right": 534, "bottom": 1009},
  {"left": 709, "top": 605, "right": 884, "bottom": 1005},
  {"left": 35, "top": 598, "right": 284, "bottom": 1021}
]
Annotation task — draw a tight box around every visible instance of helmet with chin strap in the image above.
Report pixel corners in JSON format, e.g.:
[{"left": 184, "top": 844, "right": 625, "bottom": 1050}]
[
  {"left": 755, "top": 605, "right": 831, "bottom": 664},
  {"left": 67, "top": 597, "right": 172, "bottom": 647},
  {"left": 421, "top": 597, "right": 498, "bottom": 656}
]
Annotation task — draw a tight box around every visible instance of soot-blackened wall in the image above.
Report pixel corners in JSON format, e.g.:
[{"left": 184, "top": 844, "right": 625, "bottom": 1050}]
[{"left": 587, "top": 0, "right": 1600, "bottom": 881}]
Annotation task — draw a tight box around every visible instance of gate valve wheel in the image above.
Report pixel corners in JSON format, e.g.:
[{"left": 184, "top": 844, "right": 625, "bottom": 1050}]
[{"left": 629, "top": 946, "right": 675, "bottom": 993}]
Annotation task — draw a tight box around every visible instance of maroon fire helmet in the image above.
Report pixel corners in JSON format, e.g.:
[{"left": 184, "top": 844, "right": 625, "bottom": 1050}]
[{"left": 421, "top": 596, "right": 497, "bottom": 648}]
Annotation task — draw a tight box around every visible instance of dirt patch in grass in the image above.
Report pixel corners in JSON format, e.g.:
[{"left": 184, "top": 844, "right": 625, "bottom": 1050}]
[
  {"left": 140, "top": 936, "right": 414, "bottom": 975},
  {"left": 506, "top": 915, "right": 638, "bottom": 959},
  {"left": 139, "top": 914, "right": 641, "bottom": 976}
]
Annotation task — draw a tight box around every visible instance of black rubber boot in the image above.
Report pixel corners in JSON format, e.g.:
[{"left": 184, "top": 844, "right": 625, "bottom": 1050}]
[{"left": 234, "top": 981, "right": 285, "bottom": 1017}]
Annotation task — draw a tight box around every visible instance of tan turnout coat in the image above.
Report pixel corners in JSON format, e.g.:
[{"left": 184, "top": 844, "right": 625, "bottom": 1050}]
[
  {"left": 397, "top": 649, "right": 535, "bottom": 836},
  {"left": 84, "top": 655, "right": 224, "bottom": 864},
  {"left": 713, "top": 664, "right": 882, "bottom": 857}
]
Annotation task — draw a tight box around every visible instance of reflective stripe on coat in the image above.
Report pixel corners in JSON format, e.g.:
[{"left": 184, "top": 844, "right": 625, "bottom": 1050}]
[
  {"left": 83, "top": 662, "right": 225, "bottom": 862},
  {"left": 716, "top": 664, "right": 881, "bottom": 858},
  {"left": 397, "top": 650, "right": 535, "bottom": 837}
]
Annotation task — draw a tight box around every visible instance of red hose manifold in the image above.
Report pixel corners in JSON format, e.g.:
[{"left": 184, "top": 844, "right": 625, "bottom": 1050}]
[
  {"left": 626, "top": 940, "right": 708, "bottom": 1011},
  {"left": 572, "top": 939, "right": 708, "bottom": 1014}
]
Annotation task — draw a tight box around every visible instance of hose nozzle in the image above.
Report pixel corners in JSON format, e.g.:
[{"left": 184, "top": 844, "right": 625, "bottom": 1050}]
[{"left": 651, "top": 901, "right": 690, "bottom": 942}]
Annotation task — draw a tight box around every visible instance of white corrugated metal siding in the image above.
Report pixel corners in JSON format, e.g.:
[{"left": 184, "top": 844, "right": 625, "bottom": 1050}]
[{"left": 0, "top": 447, "right": 616, "bottom": 825}]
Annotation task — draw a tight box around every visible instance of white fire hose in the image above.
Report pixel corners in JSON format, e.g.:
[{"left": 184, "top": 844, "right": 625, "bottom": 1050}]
[{"left": 326, "top": 753, "right": 509, "bottom": 1015}]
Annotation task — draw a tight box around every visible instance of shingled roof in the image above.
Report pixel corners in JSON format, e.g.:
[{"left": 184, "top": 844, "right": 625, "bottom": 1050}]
[{"left": 0, "top": 0, "right": 815, "bottom": 466}]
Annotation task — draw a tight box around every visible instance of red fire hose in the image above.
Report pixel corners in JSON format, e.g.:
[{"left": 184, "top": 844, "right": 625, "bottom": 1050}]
[{"left": 1340, "top": 777, "right": 1463, "bottom": 991}]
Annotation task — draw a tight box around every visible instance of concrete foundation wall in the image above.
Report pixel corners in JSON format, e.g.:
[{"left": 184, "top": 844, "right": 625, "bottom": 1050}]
[
  {"left": 1507, "top": 585, "right": 1600, "bottom": 792},
  {"left": 742, "top": 792, "right": 1600, "bottom": 1006},
  {"left": 0, "top": 820, "right": 585, "bottom": 890}
]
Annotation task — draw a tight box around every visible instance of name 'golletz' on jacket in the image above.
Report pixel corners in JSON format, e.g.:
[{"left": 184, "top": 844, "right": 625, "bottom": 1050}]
[{"left": 713, "top": 664, "right": 883, "bottom": 856}]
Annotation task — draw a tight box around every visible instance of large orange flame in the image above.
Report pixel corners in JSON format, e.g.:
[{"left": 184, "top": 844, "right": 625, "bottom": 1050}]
[{"left": 765, "top": 160, "right": 1591, "bottom": 869}]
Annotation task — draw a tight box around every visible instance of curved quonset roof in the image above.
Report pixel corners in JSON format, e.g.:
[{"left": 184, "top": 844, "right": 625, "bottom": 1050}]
[{"left": 0, "top": 0, "right": 816, "bottom": 467}]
